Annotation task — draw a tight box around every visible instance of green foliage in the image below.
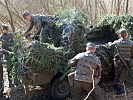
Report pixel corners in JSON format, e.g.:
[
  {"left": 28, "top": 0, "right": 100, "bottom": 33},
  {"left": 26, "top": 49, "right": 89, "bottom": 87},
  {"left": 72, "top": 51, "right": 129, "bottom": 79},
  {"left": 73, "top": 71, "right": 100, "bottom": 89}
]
[
  {"left": 25, "top": 41, "right": 69, "bottom": 73},
  {"left": 98, "top": 14, "right": 133, "bottom": 38},
  {"left": 54, "top": 8, "right": 89, "bottom": 27},
  {"left": 10, "top": 30, "right": 31, "bottom": 84}
]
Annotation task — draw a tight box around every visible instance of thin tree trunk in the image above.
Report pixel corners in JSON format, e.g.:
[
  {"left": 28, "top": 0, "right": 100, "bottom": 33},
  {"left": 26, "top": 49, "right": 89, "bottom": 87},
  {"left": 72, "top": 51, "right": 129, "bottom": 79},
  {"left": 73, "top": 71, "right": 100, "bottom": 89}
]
[
  {"left": 4, "top": 0, "right": 15, "bottom": 32},
  {"left": 125, "top": 0, "right": 129, "bottom": 14}
]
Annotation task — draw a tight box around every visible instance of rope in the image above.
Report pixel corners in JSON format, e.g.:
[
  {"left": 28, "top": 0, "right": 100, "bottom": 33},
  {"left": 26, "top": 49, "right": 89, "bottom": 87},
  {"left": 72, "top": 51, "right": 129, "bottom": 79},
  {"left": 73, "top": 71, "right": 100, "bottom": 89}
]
[{"left": 84, "top": 65, "right": 95, "bottom": 100}]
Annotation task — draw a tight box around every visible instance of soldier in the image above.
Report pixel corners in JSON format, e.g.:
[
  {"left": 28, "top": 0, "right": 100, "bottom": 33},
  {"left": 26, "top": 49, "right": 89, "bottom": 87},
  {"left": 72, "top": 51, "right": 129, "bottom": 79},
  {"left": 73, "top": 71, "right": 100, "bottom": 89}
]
[
  {"left": 110, "top": 28, "right": 133, "bottom": 95},
  {"left": 68, "top": 42, "right": 102, "bottom": 100},
  {"left": 22, "top": 11, "right": 55, "bottom": 43},
  {"left": 0, "top": 24, "right": 14, "bottom": 87},
  {"left": 0, "top": 24, "right": 14, "bottom": 51},
  {"left": 0, "top": 46, "right": 14, "bottom": 98}
]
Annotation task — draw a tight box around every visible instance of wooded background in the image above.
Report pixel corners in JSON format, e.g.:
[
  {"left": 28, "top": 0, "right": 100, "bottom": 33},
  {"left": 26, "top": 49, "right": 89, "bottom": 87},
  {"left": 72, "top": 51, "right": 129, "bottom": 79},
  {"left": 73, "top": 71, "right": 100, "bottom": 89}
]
[{"left": 0, "top": 0, "right": 131, "bottom": 32}]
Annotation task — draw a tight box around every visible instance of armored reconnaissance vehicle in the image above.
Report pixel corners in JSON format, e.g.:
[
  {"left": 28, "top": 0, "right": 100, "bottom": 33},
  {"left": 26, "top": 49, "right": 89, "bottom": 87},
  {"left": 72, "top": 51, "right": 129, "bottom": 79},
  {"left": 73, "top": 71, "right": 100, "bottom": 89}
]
[{"left": 11, "top": 10, "right": 133, "bottom": 100}]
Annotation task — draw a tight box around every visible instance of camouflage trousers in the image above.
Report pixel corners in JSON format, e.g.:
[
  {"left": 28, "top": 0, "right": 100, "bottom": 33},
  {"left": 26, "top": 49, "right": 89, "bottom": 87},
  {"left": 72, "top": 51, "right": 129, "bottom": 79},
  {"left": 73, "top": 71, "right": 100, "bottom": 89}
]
[
  {"left": 71, "top": 80, "right": 103, "bottom": 100},
  {"left": 0, "top": 61, "right": 4, "bottom": 97},
  {"left": 114, "top": 61, "right": 129, "bottom": 84}
]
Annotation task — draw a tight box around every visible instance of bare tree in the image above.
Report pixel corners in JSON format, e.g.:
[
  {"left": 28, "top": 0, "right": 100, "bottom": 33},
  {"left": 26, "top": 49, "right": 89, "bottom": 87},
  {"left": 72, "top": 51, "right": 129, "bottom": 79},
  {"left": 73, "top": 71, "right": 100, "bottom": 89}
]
[
  {"left": 4, "top": 0, "right": 15, "bottom": 32},
  {"left": 125, "top": 0, "right": 129, "bottom": 13}
]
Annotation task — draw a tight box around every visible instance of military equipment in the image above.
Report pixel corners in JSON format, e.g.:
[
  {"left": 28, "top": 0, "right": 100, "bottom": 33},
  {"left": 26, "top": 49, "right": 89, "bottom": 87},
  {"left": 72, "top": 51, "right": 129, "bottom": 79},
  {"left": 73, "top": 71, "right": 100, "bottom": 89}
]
[{"left": 115, "top": 46, "right": 129, "bottom": 70}]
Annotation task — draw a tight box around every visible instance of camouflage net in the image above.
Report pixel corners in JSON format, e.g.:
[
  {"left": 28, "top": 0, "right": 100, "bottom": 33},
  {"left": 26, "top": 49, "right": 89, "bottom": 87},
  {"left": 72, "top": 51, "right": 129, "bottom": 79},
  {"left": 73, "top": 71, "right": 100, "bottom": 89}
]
[
  {"left": 95, "top": 44, "right": 115, "bottom": 82},
  {"left": 54, "top": 9, "right": 88, "bottom": 54},
  {"left": 98, "top": 14, "right": 133, "bottom": 39},
  {"left": 24, "top": 41, "right": 69, "bottom": 73},
  {"left": 86, "top": 25, "right": 118, "bottom": 44}
]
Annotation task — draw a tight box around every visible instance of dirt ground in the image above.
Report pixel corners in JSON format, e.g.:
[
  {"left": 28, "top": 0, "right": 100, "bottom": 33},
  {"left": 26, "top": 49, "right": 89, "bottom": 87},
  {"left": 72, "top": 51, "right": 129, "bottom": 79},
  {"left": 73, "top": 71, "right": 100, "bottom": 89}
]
[{"left": 2, "top": 66, "right": 133, "bottom": 100}]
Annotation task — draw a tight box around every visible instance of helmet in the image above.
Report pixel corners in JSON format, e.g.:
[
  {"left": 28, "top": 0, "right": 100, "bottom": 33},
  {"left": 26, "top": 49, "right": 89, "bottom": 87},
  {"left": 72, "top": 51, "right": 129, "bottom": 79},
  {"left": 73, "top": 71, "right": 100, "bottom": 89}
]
[
  {"left": 86, "top": 42, "right": 96, "bottom": 48},
  {"left": 119, "top": 28, "right": 127, "bottom": 34},
  {"left": 2, "top": 24, "right": 8, "bottom": 30}
]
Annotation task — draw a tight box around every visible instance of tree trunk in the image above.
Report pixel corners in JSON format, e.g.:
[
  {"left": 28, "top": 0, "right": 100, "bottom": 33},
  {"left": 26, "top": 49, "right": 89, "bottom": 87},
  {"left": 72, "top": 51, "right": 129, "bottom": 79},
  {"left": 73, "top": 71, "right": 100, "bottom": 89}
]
[
  {"left": 4, "top": 0, "right": 15, "bottom": 32},
  {"left": 125, "top": 0, "right": 129, "bottom": 14}
]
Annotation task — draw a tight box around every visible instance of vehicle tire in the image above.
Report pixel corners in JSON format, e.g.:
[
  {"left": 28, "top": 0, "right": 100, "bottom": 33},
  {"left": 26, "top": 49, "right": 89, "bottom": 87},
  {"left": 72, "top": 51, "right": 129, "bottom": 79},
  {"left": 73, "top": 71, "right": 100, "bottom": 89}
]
[{"left": 50, "top": 77, "right": 70, "bottom": 100}]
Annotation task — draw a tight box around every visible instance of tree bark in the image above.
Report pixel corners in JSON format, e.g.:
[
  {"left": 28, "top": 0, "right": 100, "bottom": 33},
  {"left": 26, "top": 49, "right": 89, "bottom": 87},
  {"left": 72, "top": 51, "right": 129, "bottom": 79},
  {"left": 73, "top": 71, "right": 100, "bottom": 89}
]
[
  {"left": 4, "top": 0, "right": 15, "bottom": 32},
  {"left": 125, "top": 0, "right": 129, "bottom": 14}
]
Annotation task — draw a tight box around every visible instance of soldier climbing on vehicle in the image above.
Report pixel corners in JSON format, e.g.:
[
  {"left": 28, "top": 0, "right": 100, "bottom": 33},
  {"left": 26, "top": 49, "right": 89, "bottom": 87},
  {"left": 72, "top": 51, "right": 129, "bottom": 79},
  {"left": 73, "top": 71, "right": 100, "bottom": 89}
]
[{"left": 22, "top": 11, "right": 60, "bottom": 46}]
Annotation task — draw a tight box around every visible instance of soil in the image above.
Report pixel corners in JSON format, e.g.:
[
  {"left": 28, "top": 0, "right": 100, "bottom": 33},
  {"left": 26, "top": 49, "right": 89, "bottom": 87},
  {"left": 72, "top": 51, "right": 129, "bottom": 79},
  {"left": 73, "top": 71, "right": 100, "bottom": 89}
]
[{"left": 2, "top": 66, "right": 133, "bottom": 100}]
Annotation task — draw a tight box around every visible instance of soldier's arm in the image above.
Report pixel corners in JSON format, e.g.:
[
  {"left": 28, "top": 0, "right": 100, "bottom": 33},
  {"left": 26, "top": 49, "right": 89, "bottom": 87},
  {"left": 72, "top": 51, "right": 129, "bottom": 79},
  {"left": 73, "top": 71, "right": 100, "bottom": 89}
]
[
  {"left": 40, "top": 15, "right": 55, "bottom": 28},
  {"left": 96, "top": 58, "right": 102, "bottom": 77},
  {"left": 68, "top": 53, "right": 81, "bottom": 67},
  {"left": 25, "top": 20, "right": 34, "bottom": 34},
  {"left": 131, "top": 41, "right": 133, "bottom": 58}
]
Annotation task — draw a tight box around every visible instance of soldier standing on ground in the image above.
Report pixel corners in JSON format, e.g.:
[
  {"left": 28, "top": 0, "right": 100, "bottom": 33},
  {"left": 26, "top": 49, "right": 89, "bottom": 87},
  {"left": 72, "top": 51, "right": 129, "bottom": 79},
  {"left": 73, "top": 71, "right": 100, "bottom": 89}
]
[
  {"left": 68, "top": 42, "right": 102, "bottom": 100},
  {"left": 0, "top": 24, "right": 14, "bottom": 88},
  {"left": 110, "top": 28, "right": 133, "bottom": 95},
  {"left": 22, "top": 11, "right": 56, "bottom": 43}
]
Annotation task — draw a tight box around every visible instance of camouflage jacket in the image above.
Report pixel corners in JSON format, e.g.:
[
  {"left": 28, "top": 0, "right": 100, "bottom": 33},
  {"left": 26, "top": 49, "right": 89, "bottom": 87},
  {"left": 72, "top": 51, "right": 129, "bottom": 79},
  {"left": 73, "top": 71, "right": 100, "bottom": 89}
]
[
  {"left": 110, "top": 38, "right": 133, "bottom": 61},
  {"left": 0, "top": 33, "right": 14, "bottom": 51},
  {"left": 25, "top": 14, "right": 55, "bottom": 36},
  {"left": 69, "top": 51, "right": 102, "bottom": 83}
]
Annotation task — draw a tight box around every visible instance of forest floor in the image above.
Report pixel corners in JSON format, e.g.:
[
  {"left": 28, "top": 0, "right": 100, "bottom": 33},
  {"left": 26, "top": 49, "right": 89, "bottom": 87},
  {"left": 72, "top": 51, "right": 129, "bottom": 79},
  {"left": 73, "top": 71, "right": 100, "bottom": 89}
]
[{"left": 1, "top": 66, "right": 133, "bottom": 100}]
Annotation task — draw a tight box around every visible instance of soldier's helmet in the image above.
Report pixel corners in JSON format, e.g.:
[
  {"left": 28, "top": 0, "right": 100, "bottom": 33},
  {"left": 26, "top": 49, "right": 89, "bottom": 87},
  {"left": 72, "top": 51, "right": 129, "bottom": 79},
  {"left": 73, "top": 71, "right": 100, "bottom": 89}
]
[
  {"left": 22, "top": 11, "right": 31, "bottom": 19},
  {"left": 2, "top": 24, "right": 8, "bottom": 30},
  {"left": 86, "top": 42, "right": 96, "bottom": 48},
  {"left": 119, "top": 28, "right": 127, "bottom": 34}
]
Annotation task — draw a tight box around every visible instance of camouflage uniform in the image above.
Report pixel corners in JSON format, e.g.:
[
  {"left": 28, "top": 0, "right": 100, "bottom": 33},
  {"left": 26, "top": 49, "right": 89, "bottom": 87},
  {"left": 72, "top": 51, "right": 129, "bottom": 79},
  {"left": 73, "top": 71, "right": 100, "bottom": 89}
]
[
  {"left": 0, "top": 48, "right": 12, "bottom": 97},
  {"left": 68, "top": 51, "right": 102, "bottom": 100},
  {"left": 0, "top": 32, "right": 14, "bottom": 88},
  {"left": 25, "top": 14, "right": 55, "bottom": 43},
  {"left": 0, "top": 32, "right": 14, "bottom": 70},
  {"left": 110, "top": 38, "right": 133, "bottom": 94},
  {"left": 0, "top": 32, "right": 14, "bottom": 51}
]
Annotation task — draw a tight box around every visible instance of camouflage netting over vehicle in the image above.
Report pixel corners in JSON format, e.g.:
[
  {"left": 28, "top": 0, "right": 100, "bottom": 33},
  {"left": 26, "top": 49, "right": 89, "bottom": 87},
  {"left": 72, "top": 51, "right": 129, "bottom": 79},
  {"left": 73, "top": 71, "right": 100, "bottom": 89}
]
[
  {"left": 24, "top": 41, "right": 69, "bottom": 73},
  {"left": 95, "top": 44, "right": 115, "bottom": 82},
  {"left": 54, "top": 8, "right": 88, "bottom": 54},
  {"left": 98, "top": 14, "right": 133, "bottom": 39},
  {"left": 86, "top": 25, "right": 118, "bottom": 44},
  {"left": 10, "top": 9, "right": 120, "bottom": 85}
]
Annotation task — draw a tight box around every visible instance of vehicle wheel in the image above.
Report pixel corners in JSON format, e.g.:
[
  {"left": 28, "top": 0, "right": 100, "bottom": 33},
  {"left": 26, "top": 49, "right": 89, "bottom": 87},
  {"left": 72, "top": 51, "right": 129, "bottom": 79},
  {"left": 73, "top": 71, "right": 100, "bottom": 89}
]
[{"left": 51, "top": 77, "right": 70, "bottom": 100}]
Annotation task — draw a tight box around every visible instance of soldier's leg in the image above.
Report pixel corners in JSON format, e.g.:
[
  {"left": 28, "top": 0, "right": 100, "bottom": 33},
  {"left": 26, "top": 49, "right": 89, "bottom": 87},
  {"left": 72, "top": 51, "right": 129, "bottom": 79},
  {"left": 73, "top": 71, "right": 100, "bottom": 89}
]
[
  {"left": 81, "top": 82, "right": 93, "bottom": 100},
  {"left": 114, "top": 62, "right": 124, "bottom": 95},
  {"left": 117, "top": 68, "right": 129, "bottom": 94},
  {"left": 89, "top": 86, "right": 106, "bottom": 100},
  {"left": 114, "top": 62, "right": 122, "bottom": 84},
  {"left": 71, "top": 80, "right": 82, "bottom": 100},
  {"left": 40, "top": 26, "right": 50, "bottom": 43},
  {"left": 120, "top": 68, "right": 128, "bottom": 83},
  {"left": 0, "top": 62, "right": 3, "bottom": 97},
  {"left": 5, "top": 54, "right": 13, "bottom": 87}
]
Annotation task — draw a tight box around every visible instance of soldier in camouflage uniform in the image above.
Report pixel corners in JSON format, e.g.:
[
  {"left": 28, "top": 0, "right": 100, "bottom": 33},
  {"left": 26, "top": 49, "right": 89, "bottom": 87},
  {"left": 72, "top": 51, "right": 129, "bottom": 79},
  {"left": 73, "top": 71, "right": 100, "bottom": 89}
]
[
  {"left": 110, "top": 28, "right": 133, "bottom": 95},
  {"left": 23, "top": 11, "right": 56, "bottom": 43},
  {"left": 0, "top": 24, "right": 14, "bottom": 87},
  {"left": 0, "top": 24, "right": 14, "bottom": 51},
  {"left": 0, "top": 45, "right": 14, "bottom": 97},
  {"left": 68, "top": 42, "right": 102, "bottom": 100}
]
